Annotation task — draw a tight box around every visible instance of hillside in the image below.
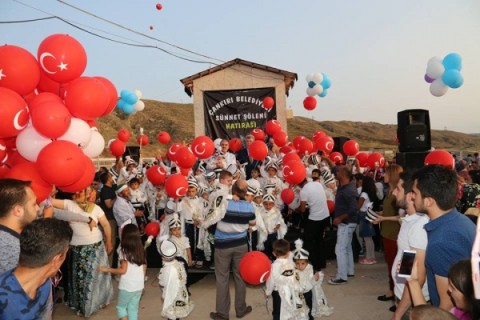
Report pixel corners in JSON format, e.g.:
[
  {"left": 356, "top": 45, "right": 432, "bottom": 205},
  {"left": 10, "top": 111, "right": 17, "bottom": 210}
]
[{"left": 96, "top": 99, "right": 480, "bottom": 157}]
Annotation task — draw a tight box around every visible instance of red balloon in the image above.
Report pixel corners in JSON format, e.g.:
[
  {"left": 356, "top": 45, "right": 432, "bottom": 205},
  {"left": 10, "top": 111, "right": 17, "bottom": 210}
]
[
  {"left": 168, "top": 143, "right": 183, "bottom": 161},
  {"left": 292, "top": 135, "right": 306, "bottom": 150},
  {"left": 109, "top": 139, "right": 126, "bottom": 157},
  {"left": 37, "top": 71, "right": 65, "bottom": 97},
  {"left": 239, "top": 251, "right": 271, "bottom": 285},
  {"left": 0, "top": 163, "right": 9, "bottom": 178},
  {"left": 367, "top": 152, "right": 385, "bottom": 169},
  {"left": 356, "top": 152, "right": 369, "bottom": 167},
  {"left": 314, "top": 136, "right": 334, "bottom": 154},
  {"left": 179, "top": 167, "right": 190, "bottom": 176},
  {"left": 303, "top": 96, "right": 317, "bottom": 110},
  {"left": 94, "top": 76, "right": 118, "bottom": 117},
  {"left": 191, "top": 136, "right": 215, "bottom": 159},
  {"left": 165, "top": 174, "right": 188, "bottom": 199},
  {"left": 36, "top": 140, "right": 85, "bottom": 186},
  {"left": 149, "top": 26, "right": 154, "bottom": 30},
  {"left": 175, "top": 147, "right": 197, "bottom": 169},
  {"left": 58, "top": 157, "right": 95, "bottom": 192},
  {"left": 0, "top": 45, "right": 41, "bottom": 95},
  {"left": 7, "top": 150, "right": 30, "bottom": 167},
  {"left": 297, "top": 138, "right": 314, "bottom": 156},
  {"left": 31, "top": 100, "right": 71, "bottom": 139},
  {"left": 273, "top": 131, "right": 288, "bottom": 147},
  {"left": 229, "top": 138, "right": 242, "bottom": 153},
  {"left": 5, "top": 162, "right": 53, "bottom": 203},
  {"left": 37, "top": 34, "right": 87, "bottom": 83},
  {"left": 265, "top": 120, "right": 282, "bottom": 136},
  {"left": 262, "top": 97, "right": 274, "bottom": 109},
  {"left": 280, "top": 188, "right": 295, "bottom": 205},
  {"left": 0, "top": 87, "right": 30, "bottom": 138},
  {"left": 157, "top": 131, "right": 171, "bottom": 144},
  {"left": 424, "top": 150, "right": 454, "bottom": 169},
  {"left": 156, "top": 3, "right": 163, "bottom": 10},
  {"left": 117, "top": 129, "right": 131, "bottom": 142},
  {"left": 327, "top": 200, "right": 335, "bottom": 215},
  {"left": 248, "top": 140, "right": 268, "bottom": 161},
  {"left": 137, "top": 134, "right": 149, "bottom": 146},
  {"left": 145, "top": 221, "right": 160, "bottom": 237},
  {"left": 28, "top": 92, "right": 63, "bottom": 112},
  {"left": 146, "top": 165, "right": 167, "bottom": 185},
  {"left": 282, "top": 152, "right": 301, "bottom": 165},
  {"left": 312, "top": 130, "right": 327, "bottom": 141},
  {"left": 0, "top": 139, "right": 5, "bottom": 162},
  {"left": 283, "top": 160, "right": 307, "bottom": 185},
  {"left": 251, "top": 128, "right": 265, "bottom": 141},
  {"left": 343, "top": 140, "right": 359, "bottom": 156},
  {"left": 65, "top": 77, "right": 110, "bottom": 120},
  {"left": 279, "top": 145, "right": 295, "bottom": 155},
  {"left": 3, "top": 137, "right": 16, "bottom": 150},
  {"left": 329, "top": 151, "right": 344, "bottom": 164},
  {"left": 86, "top": 119, "right": 98, "bottom": 128}
]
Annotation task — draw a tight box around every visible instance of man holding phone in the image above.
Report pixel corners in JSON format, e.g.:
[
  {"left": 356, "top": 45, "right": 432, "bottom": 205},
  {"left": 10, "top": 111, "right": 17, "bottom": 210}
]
[
  {"left": 410, "top": 165, "right": 475, "bottom": 310},
  {"left": 388, "top": 171, "right": 430, "bottom": 319}
]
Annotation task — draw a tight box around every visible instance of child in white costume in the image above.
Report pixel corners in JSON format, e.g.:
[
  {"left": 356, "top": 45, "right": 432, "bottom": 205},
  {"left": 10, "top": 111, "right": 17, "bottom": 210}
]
[
  {"left": 157, "top": 239, "right": 194, "bottom": 320},
  {"left": 293, "top": 239, "right": 333, "bottom": 319},
  {"left": 265, "top": 239, "right": 309, "bottom": 320},
  {"left": 257, "top": 194, "right": 288, "bottom": 259}
]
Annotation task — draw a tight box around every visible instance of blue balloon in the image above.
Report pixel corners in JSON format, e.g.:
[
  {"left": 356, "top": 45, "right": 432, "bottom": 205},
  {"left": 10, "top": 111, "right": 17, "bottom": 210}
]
[
  {"left": 120, "top": 90, "right": 139, "bottom": 105},
  {"left": 321, "top": 74, "right": 332, "bottom": 89},
  {"left": 442, "top": 53, "right": 462, "bottom": 71},
  {"left": 117, "top": 99, "right": 128, "bottom": 111},
  {"left": 120, "top": 90, "right": 130, "bottom": 100},
  {"left": 442, "top": 69, "right": 464, "bottom": 89},
  {"left": 308, "top": 81, "right": 316, "bottom": 88},
  {"left": 122, "top": 103, "right": 135, "bottom": 114},
  {"left": 318, "top": 89, "right": 328, "bottom": 98}
]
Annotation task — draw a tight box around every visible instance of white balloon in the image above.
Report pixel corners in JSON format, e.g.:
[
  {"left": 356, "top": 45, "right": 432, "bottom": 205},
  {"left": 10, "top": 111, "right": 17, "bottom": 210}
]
[
  {"left": 58, "top": 117, "right": 92, "bottom": 149},
  {"left": 306, "top": 87, "right": 317, "bottom": 97},
  {"left": 134, "top": 100, "right": 145, "bottom": 111},
  {"left": 426, "top": 57, "right": 445, "bottom": 80},
  {"left": 311, "top": 84, "right": 324, "bottom": 95},
  {"left": 134, "top": 89, "right": 143, "bottom": 99},
  {"left": 311, "top": 73, "right": 324, "bottom": 84},
  {"left": 305, "top": 74, "right": 314, "bottom": 83},
  {"left": 16, "top": 126, "right": 52, "bottom": 162},
  {"left": 82, "top": 129, "right": 105, "bottom": 158},
  {"left": 430, "top": 79, "right": 448, "bottom": 97}
]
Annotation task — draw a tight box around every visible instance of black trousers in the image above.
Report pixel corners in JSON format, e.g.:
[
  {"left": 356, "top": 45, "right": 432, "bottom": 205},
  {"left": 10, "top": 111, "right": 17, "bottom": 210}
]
[
  {"left": 303, "top": 216, "right": 330, "bottom": 271},
  {"left": 304, "top": 290, "right": 314, "bottom": 320},
  {"left": 272, "top": 290, "right": 281, "bottom": 320}
]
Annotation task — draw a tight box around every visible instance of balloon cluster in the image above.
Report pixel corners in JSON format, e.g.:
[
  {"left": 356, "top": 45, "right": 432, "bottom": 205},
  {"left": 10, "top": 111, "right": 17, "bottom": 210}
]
[
  {"left": 425, "top": 53, "right": 464, "bottom": 97},
  {"left": 117, "top": 89, "right": 145, "bottom": 115},
  {"left": 303, "top": 72, "right": 332, "bottom": 111},
  {"left": 0, "top": 34, "right": 118, "bottom": 199}
]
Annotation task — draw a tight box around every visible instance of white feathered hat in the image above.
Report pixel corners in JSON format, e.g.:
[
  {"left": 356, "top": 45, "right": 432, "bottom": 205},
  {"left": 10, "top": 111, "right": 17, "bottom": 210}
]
[{"left": 293, "top": 239, "right": 309, "bottom": 260}]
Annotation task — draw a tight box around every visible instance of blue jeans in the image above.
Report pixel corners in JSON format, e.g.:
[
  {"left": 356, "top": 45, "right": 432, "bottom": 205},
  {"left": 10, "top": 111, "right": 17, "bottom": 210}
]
[
  {"left": 117, "top": 289, "right": 142, "bottom": 320},
  {"left": 335, "top": 223, "right": 357, "bottom": 280}
]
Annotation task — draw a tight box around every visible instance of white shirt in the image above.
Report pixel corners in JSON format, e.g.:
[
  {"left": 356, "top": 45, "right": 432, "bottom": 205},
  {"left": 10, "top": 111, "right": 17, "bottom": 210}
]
[
  {"left": 63, "top": 200, "right": 104, "bottom": 246},
  {"left": 392, "top": 213, "right": 430, "bottom": 300},
  {"left": 118, "top": 251, "right": 145, "bottom": 292},
  {"left": 358, "top": 192, "right": 373, "bottom": 212},
  {"left": 300, "top": 181, "right": 330, "bottom": 221}
]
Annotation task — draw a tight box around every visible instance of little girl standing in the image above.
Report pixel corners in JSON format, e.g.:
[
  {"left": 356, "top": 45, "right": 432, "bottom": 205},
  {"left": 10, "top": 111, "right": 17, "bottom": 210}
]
[{"left": 99, "top": 224, "right": 146, "bottom": 320}]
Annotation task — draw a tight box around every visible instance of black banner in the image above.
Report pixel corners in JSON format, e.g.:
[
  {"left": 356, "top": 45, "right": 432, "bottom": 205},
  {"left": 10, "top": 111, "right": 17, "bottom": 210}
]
[{"left": 203, "top": 87, "right": 276, "bottom": 140}]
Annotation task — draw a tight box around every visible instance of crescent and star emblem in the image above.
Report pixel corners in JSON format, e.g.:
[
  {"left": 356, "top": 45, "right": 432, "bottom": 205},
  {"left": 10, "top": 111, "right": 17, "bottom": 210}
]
[
  {"left": 194, "top": 143, "right": 206, "bottom": 156},
  {"left": 39, "top": 52, "right": 57, "bottom": 74},
  {"left": 259, "top": 271, "right": 270, "bottom": 283},
  {"left": 13, "top": 108, "right": 28, "bottom": 131},
  {"left": 175, "top": 186, "right": 186, "bottom": 197}
]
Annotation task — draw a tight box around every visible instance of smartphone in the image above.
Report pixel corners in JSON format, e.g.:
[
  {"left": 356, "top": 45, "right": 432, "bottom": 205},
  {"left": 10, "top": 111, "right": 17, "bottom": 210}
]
[{"left": 398, "top": 250, "right": 416, "bottom": 278}]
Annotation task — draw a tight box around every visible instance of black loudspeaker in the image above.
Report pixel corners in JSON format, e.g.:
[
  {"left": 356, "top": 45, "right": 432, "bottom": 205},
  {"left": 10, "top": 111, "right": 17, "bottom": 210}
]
[
  {"left": 397, "top": 109, "right": 431, "bottom": 152},
  {"left": 332, "top": 136, "right": 350, "bottom": 159},
  {"left": 123, "top": 146, "right": 140, "bottom": 164},
  {"left": 396, "top": 151, "right": 429, "bottom": 170}
]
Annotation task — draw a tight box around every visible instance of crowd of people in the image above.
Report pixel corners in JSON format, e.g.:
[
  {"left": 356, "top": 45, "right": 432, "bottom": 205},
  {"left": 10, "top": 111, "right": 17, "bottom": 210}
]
[{"left": 1, "top": 134, "right": 480, "bottom": 320}]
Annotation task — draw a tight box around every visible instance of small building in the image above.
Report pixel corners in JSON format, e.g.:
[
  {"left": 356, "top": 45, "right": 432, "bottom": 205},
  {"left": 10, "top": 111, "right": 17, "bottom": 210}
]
[{"left": 180, "top": 58, "right": 297, "bottom": 139}]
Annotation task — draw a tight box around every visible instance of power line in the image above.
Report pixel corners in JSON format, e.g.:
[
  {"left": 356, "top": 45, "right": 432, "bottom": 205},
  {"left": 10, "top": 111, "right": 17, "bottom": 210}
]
[{"left": 55, "top": 0, "right": 224, "bottom": 63}]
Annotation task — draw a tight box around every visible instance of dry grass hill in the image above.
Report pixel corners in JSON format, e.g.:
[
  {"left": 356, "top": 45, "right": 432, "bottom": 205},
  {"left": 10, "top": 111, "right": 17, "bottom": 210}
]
[{"left": 96, "top": 99, "right": 480, "bottom": 157}]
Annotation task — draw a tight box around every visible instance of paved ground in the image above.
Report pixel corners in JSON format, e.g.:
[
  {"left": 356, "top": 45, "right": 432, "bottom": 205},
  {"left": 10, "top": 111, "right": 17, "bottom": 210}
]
[{"left": 54, "top": 255, "right": 395, "bottom": 319}]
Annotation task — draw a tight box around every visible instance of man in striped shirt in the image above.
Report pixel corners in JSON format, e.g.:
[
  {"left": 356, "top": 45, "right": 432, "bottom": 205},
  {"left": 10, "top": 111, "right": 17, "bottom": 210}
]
[{"left": 205, "top": 179, "right": 256, "bottom": 320}]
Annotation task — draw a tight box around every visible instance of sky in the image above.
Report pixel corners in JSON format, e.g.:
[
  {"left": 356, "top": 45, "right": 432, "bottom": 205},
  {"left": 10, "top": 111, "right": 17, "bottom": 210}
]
[{"left": 1, "top": 0, "right": 479, "bottom": 133}]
